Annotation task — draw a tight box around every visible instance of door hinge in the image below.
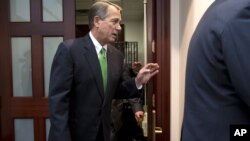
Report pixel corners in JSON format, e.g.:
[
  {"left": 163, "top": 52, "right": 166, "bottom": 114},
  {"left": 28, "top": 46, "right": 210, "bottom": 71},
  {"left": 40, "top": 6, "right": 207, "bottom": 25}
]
[{"left": 152, "top": 40, "right": 155, "bottom": 53}]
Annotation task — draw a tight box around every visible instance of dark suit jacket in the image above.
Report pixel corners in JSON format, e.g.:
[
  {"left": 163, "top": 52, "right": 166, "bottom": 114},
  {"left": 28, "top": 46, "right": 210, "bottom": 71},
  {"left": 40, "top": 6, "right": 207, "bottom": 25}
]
[
  {"left": 48, "top": 34, "right": 140, "bottom": 141},
  {"left": 182, "top": 0, "right": 250, "bottom": 141}
]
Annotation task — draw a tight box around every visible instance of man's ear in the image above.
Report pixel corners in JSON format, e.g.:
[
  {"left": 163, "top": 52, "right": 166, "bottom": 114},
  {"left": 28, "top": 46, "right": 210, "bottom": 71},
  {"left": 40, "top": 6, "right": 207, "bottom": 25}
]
[{"left": 93, "top": 16, "right": 101, "bottom": 28}]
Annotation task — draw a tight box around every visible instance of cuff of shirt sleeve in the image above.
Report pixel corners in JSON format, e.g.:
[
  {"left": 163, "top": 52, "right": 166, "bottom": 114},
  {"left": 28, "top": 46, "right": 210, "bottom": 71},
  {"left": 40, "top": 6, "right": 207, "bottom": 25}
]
[{"left": 135, "top": 80, "right": 143, "bottom": 89}]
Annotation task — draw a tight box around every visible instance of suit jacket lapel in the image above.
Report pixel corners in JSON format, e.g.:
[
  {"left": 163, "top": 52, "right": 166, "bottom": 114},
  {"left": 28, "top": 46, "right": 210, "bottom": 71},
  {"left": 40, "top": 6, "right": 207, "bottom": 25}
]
[
  {"left": 81, "top": 35, "right": 105, "bottom": 99},
  {"left": 104, "top": 45, "right": 118, "bottom": 104}
]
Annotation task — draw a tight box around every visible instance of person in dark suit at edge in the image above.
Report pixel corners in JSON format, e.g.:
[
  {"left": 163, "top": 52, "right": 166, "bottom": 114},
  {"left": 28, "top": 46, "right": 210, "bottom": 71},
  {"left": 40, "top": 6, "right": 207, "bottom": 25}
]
[
  {"left": 111, "top": 62, "right": 146, "bottom": 141},
  {"left": 181, "top": 0, "right": 250, "bottom": 141},
  {"left": 48, "top": 1, "right": 159, "bottom": 141}
]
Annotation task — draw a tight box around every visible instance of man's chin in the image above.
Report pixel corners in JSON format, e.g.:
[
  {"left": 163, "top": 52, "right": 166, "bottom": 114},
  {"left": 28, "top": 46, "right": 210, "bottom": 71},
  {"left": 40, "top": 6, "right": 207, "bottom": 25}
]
[{"left": 108, "top": 38, "right": 117, "bottom": 43}]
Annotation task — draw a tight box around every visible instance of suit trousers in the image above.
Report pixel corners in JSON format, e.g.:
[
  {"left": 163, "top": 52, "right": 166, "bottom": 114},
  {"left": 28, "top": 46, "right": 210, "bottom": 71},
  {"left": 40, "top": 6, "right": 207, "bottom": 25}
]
[{"left": 95, "top": 125, "right": 104, "bottom": 141}]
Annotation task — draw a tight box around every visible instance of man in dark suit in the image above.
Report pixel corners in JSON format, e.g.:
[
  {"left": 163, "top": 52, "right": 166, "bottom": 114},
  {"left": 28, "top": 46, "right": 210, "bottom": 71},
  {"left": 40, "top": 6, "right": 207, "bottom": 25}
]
[
  {"left": 181, "top": 0, "right": 250, "bottom": 141},
  {"left": 48, "top": 1, "right": 159, "bottom": 141},
  {"left": 111, "top": 62, "right": 146, "bottom": 141},
  {"left": 111, "top": 96, "right": 145, "bottom": 141}
]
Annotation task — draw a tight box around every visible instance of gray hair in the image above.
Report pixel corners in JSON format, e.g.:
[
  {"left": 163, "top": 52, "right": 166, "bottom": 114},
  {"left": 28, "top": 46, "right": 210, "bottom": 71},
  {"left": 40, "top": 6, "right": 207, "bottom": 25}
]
[{"left": 88, "top": 0, "right": 122, "bottom": 29}]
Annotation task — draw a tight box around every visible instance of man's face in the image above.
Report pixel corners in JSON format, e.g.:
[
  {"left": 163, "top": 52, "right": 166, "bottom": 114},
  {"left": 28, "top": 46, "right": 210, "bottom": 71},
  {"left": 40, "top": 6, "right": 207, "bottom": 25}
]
[{"left": 96, "top": 5, "right": 122, "bottom": 45}]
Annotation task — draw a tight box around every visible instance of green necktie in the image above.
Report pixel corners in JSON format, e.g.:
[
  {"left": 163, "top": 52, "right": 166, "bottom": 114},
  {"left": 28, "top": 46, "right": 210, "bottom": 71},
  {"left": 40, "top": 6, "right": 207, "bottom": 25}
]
[{"left": 99, "top": 48, "right": 107, "bottom": 93}]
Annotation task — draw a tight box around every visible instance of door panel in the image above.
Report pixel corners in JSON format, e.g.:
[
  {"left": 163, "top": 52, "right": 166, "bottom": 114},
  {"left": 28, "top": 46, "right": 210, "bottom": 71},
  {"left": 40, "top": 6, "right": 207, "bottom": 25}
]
[{"left": 0, "top": 0, "right": 75, "bottom": 140}]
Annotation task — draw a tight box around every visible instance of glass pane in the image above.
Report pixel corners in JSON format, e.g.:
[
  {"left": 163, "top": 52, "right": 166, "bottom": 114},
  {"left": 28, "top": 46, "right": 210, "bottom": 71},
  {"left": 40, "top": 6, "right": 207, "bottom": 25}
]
[
  {"left": 11, "top": 37, "right": 32, "bottom": 97},
  {"left": 10, "top": 0, "right": 30, "bottom": 22},
  {"left": 43, "top": 37, "right": 63, "bottom": 97},
  {"left": 14, "top": 119, "right": 34, "bottom": 141},
  {"left": 43, "top": 0, "right": 63, "bottom": 22},
  {"left": 46, "top": 118, "right": 51, "bottom": 141}
]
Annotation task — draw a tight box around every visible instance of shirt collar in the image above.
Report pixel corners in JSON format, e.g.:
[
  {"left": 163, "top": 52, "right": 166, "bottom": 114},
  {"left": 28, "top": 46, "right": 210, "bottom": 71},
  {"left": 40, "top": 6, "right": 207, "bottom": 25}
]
[{"left": 89, "top": 32, "right": 107, "bottom": 54}]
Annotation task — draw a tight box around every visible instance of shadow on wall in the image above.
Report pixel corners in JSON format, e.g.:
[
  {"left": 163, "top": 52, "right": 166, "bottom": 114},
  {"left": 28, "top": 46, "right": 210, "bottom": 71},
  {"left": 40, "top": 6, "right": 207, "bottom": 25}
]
[{"left": 179, "top": 0, "right": 192, "bottom": 46}]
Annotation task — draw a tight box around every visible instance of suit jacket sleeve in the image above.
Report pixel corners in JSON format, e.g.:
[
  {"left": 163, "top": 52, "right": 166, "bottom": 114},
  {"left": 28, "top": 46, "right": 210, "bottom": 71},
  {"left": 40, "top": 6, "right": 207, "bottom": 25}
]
[
  {"left": 127, "top": 98, "right": 143, "bottom": 113},
  {"left": 119, "top": 63, "right": 143, "bottom": 111},
  {"left": 113, "top": 59, "right": 141, "bottom": 99},
  {"left": 48, "top": 41, "right": 73, "bottom": 141},
  {"left": 222, "top": 14, "right": 250, "bottom": 110}
]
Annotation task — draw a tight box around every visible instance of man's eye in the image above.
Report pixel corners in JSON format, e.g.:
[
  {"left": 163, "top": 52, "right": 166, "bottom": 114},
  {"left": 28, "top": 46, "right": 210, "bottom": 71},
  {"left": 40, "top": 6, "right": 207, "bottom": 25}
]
[{"left": 111, "top": 19, "right": 119, "bottom": 25}]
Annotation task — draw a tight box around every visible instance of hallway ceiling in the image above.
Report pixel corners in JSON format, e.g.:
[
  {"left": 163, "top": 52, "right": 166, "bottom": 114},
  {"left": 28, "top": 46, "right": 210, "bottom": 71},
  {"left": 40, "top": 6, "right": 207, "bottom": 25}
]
[{"left": 76, "top": 0, "right": 144, "bottom": 21}]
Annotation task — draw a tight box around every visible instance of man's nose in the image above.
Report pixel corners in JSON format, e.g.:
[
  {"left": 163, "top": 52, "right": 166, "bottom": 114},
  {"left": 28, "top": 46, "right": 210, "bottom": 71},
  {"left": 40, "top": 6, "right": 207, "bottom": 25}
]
[{"left": 116, "top": 24, "right": 122, "bottom": 31}]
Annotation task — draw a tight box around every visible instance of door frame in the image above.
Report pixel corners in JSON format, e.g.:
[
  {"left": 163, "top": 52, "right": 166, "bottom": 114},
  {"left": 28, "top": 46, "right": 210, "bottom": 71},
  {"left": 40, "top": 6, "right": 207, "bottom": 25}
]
[
  {"left": 0, "top": 0, "right": 11, "bottom": 139},
  {"left": 146, "top": 0, "right": 170, "bottom": 141}
]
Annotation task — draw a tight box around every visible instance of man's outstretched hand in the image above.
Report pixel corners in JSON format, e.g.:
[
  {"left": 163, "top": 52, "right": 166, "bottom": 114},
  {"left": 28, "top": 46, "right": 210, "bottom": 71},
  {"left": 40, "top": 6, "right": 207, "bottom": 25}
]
[{"left": 135, "top": 63, "right": 160, "bottom": 86}]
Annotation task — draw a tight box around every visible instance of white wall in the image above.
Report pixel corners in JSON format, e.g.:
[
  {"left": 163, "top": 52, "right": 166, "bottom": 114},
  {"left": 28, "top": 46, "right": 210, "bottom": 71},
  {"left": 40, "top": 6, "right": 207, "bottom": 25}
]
[
  {"left": 123, "top": 20, "right": 145, "bottom": 64},
  {"left": 170, "top": 0, "right": 214, "bottom": 141}
]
